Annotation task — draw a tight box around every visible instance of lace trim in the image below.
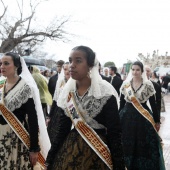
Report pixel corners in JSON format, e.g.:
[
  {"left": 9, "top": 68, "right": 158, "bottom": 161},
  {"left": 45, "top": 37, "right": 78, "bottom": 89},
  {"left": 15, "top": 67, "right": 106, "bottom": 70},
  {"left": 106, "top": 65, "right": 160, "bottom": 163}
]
[
  {"left": 65, "top": 91, "right": 111, "bottom": 129},
  {"left": 3, "top": 79, "right": 32, "bottom": 112},
  {"left": 121, "top": 81, "right": 155, "bottom": 103}
]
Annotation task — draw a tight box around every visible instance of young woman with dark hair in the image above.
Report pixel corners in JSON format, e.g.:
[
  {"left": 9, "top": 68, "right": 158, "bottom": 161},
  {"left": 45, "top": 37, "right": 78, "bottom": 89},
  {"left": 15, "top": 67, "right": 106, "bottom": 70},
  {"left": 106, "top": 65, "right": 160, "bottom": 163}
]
[
  {"left": 0, "top": 52, "right": 50, "bottom": 169},
  {"left": 119, "top": 61, "right": 165, "bottom": 170},
  {"left": 45, "top": 46, "right": 125, "bottom": 170}
]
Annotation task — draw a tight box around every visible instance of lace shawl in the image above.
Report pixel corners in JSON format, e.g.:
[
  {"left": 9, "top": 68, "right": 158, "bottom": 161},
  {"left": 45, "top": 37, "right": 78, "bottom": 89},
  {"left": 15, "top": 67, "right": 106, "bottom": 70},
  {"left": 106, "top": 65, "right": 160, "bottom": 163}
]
[
  {"left": 3, "top": 79, "right": 32, "bottom": 112},
  {"left": 120, "top": 80, "right": 156, "bottom": 103},
  {"left": 64, "top": 88, "right": 111, "bottom": 129}
]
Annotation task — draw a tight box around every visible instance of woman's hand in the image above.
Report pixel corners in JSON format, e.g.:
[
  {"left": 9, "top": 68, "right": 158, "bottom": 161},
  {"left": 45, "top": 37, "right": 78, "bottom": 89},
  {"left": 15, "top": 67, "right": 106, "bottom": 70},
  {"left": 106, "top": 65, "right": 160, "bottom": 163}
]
[
  {"left": 155, "top": 123, "right": 160, "bottom": 132},
  {"left": 29, "top": 152, "right": 39, "bottom": 166}
]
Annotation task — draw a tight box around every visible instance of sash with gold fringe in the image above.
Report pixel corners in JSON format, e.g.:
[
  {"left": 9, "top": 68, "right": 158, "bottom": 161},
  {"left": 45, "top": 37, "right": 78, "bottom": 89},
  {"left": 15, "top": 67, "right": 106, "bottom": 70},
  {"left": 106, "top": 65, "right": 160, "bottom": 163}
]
[
  {"left": 124, "top": 83, "right": 159, "bottom": 133},
  {"left": 66, "top": 92, "right": 113, "bottom": 170},
  {"left": 0, "top": 103, "right": 45, "bottom": 169}
]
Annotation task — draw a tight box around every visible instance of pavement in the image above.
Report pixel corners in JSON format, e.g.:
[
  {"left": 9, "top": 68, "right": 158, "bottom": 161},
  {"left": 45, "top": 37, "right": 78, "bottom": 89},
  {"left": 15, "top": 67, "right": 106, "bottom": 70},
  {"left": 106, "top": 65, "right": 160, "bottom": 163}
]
[{"left": 159, "top": 93, "right": 170, "bottom": 170}]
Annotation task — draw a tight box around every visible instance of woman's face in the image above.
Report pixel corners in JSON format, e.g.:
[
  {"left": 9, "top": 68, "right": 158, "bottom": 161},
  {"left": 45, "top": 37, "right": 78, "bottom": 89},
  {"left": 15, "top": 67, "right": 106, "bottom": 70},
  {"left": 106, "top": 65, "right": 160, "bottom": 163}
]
[
  {"left": 131, "top": 64, "right": 142, "bottom": 78},
  {"left": 45, "top": 70, "right": 49, "bottom": 77},
  {"left": 69, "top": 50, "right": 90, "bottom": 81},
  {"left": 0, "top": 55, "right": 17, "bottom": 77},
  {"left": 63, "top": 64, "right": 70, "bottom": 80}
]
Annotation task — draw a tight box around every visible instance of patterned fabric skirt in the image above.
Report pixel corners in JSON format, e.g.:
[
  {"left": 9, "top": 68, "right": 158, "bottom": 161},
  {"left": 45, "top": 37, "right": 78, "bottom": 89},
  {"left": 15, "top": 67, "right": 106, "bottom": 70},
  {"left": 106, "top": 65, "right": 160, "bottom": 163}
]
[
  {"left": 119, "top": 103, "right": 165, "bottom": 170},
  {"left": 51, "top": 130, "right": 110, "bottom": 170},
  {"left": 0, "top": 124, "right": 32, "bottom": 170}
]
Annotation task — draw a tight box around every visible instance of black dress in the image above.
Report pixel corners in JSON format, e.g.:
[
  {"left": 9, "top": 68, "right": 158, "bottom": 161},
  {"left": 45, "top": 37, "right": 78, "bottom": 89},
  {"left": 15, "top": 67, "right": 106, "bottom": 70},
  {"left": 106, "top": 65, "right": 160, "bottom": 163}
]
[
  {"left": 45, "top": 92, "right": 125, "bottom": 170},
  {"left": 48, "top": 73, "right": 58, "bottom": 97},
  {"left": 119, "top": 81, "right": 165, "bottom": 170}
]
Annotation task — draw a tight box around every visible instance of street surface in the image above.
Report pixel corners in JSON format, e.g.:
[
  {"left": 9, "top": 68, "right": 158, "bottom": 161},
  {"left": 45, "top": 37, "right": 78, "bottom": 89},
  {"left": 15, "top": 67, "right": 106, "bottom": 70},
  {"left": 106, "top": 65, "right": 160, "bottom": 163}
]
[{"left": 159, "top": 94, "right": 170, "bottom": 170}]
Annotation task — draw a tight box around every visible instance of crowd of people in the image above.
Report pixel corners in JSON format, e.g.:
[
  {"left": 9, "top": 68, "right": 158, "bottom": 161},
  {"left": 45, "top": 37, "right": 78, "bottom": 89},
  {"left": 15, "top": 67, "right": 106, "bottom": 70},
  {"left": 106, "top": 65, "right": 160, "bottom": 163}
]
[{"left": 0, "top": 46, "right": 168, "bottom": 170}]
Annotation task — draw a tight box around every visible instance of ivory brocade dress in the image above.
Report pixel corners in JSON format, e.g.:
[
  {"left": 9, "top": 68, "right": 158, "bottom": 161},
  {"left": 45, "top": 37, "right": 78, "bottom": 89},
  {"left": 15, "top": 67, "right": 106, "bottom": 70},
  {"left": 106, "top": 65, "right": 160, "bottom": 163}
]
[
  {"left": 119, "top": 81, "right": 165, "bottom": 170},
  {"left": 0, "top": 77, "right": 40, "bottom": 170}
]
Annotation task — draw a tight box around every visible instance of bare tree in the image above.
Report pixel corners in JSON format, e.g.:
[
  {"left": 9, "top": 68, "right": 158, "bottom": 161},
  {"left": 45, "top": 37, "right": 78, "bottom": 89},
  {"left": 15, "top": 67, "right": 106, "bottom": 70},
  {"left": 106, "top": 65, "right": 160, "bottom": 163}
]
[{"left": 0, "top": 0, "right": 73, "bottom": 54}]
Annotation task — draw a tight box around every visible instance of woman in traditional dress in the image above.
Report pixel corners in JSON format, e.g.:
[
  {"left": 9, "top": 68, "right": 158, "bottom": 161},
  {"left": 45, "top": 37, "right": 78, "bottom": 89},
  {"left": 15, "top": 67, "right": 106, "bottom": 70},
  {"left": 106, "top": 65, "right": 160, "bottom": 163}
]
[
  {"left": 45, "top": 46, "right": 125, "bottom": 170},
  {"left": 0, "top": 52, "right": 50, "bottom": 169},
  {"left": 119, "top": 61, "right": 165, "bottom": 170}
]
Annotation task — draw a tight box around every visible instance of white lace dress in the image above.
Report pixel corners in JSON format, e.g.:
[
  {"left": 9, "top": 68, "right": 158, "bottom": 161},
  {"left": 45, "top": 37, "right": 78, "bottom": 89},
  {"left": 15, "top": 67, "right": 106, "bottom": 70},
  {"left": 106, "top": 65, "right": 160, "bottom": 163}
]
[{"left": 0, "top": 78, "right": 39, "bottom": 170}]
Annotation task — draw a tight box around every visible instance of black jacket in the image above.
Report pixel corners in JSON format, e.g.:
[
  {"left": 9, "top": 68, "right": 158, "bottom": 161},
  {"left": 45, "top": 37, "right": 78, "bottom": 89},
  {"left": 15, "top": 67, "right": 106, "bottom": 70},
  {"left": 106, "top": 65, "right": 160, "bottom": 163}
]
[
  {"left": 48, "top": 73, "right": 58, "bottom": 97},
  {"left": 100, "top": 74, "right": 110, "bottom": 82},
  {"left": 109, "top": 76, "right": 123, "bottom": 95}
]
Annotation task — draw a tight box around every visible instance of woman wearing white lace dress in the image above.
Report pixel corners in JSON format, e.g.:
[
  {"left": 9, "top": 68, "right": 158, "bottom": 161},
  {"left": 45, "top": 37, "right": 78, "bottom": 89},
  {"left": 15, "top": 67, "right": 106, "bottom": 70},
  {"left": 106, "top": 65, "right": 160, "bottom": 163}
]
[{"left": 0, "top": 52, "right": 50, "bottom": 169}]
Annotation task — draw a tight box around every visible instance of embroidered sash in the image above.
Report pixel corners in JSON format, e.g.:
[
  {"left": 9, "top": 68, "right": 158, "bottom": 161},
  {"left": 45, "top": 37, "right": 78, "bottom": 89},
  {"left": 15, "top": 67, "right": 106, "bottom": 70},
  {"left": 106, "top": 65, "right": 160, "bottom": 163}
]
[
  {"left": 124, "top": 83, "right": 158, "bottom": 132},
  {"left": 66, "top": 92, "right": 113, "bottom": 170},
  {"left": 0, "top": 104, "right": 45, "bottom": 169}
]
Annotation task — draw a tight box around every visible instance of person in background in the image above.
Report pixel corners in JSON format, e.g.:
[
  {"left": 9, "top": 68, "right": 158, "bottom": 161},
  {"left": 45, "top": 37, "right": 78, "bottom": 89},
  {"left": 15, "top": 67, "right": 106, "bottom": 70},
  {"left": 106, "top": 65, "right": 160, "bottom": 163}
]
[
  {"left": 45, "top": 46, "right": 125, "bottom": 170},
  {"left": 30, "top": 66, "right": 52, "bottom": 119},
  {"left": 145, "top": 65, "right": 162, "bottom": 118},
  {"left": 103, "top": 67, "right": 109, "bottom": 77},
  {"left": 151, "top": 71, "right": 161, "bottom": 85},
  {"left": 47, "top": 62, "right": 70, "bottom": 142},
  {"left": 162, "top": 73, "right": 170, "bottom": 94},
  {"left": 98, "top": 63, "right": 110, "bottom": 82},
  {"left": 50, "top": 70, "right": 56, "bottom": 77},
  {"left": 168, "top": 81, "right": 170, "bottom": 93},
  {"left": 0, "top": 52, "right": 50, "bottom": 169},
  {"left": 48, "top": 60, "right": 64, "bottom": 97},
  {"left": 119, "top": 61, "right": 165, "bottom": 170},
  {"left": 43, "top": 69, "right": 50, "bottom": 82},
  {"left": 109, "top": 66, "right": 123, "bottom": 95}
]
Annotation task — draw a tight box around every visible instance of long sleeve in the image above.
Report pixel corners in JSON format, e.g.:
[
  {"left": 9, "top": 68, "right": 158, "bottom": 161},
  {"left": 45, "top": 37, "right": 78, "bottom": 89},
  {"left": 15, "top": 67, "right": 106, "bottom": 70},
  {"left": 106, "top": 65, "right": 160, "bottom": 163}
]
[
  {"left": 119, "top": 94, "right": 126, "bottom": 112},
  {"left": 24, "top": 98, "right": 40, "bottom": 151},
  {"left": 149, "top": 95, "right": 160, "bottom": 123},
  {"left": 48, "top": 74, "right": 58, "bottom": 97},
  {"left": 45, "top": 108, "right": 72, "bottom": 169},
  {"left": 152, "top": 81, "right": 161, "bottom": 117},
  {"left": 155, "top": 85, "right": 161, "bottom": 117},
  {"left": 96, "top": 95, "right": 125, "bottom": 170},
  {"left": 48, "top": 100, "right": 57, "bottom": 118}
]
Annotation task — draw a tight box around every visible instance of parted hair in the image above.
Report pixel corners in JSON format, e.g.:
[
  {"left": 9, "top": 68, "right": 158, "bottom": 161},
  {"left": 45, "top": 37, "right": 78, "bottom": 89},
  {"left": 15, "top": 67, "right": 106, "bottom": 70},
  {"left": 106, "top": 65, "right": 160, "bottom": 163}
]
[{"left": 72, "top": 46, "right": 95, "bottom": 67}]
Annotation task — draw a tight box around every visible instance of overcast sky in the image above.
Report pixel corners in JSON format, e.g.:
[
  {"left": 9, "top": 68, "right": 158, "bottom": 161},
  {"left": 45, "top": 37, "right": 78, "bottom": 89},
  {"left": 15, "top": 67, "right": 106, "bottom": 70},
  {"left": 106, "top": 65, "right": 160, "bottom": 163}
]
[{"left": 2, "top": 0, "right": 170, "bottom": 67}]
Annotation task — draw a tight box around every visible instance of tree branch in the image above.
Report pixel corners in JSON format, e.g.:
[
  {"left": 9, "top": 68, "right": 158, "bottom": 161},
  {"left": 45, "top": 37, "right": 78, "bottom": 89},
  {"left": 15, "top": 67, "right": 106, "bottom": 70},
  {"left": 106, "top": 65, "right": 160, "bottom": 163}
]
[
  {"left": 15, "top": 0, "right": 23, "bottom": 19},
  {"left": 0, "top": 0, "right": 7, "bottom": 20}
]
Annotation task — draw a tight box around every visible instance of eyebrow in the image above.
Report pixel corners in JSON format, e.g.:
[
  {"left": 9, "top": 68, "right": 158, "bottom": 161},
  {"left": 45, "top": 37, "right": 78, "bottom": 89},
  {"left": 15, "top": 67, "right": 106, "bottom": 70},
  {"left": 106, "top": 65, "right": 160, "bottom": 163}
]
[
  {"left": 69, "top": 56, "right": 83, "bottom": 60},
  {"left": 75, "top": 57, "right": 83, "bottom": 59}
]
